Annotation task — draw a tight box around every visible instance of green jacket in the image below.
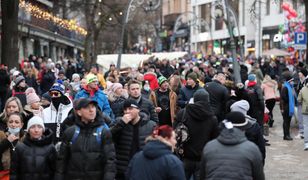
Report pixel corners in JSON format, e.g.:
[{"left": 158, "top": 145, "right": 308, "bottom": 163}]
[{"left": 297, "top": 85, "right": 308, "bottom": 114}]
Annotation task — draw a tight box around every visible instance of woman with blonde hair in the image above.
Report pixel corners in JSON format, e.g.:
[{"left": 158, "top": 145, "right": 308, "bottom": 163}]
[
  {"left": 0, "top": 97, "right": 28, "bottom": 131},
  {"left": 261, "top": 75, "right": 278, "bottom": 127}
]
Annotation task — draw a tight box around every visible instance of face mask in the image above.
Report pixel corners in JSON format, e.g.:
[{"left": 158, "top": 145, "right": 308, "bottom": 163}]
[{"left": 8, "top": 127, "right": 21, "bottom": 135}]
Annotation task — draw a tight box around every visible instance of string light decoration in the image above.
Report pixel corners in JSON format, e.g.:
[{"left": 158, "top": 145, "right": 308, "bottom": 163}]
[{"left": 19, "top": 0, "right": 87, "bottom": 36}]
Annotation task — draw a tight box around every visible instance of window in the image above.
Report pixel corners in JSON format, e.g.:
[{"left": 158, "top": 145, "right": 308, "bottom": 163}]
[
  {"left": 279, "top": 0, "right": 283, "bottom": 13},
  {"left": 200, "top": 3, "right": 211, "bottom": 32}
]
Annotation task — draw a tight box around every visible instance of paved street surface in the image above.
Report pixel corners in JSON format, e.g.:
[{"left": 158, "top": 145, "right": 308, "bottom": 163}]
[{"left": 265, "top": 104, "right": 308, "bottom": 180}]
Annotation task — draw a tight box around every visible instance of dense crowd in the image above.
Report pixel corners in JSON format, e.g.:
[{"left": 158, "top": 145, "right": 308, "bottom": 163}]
[{"left": 0, "top": 53, "right": 307, "bottom": 180}]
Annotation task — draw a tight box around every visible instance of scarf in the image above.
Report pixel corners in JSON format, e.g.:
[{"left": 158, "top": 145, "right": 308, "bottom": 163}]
[
  {"left": 283, "top": 81, "right": 295, "bottom": 117},
  {"left": 247, "top": 81, "right": 257, "bottom": 87}
]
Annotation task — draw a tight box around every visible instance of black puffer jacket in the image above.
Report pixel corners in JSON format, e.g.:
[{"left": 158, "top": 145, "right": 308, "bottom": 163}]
[
  {"left": 111, "top": 113, "right": 156, "bottom": 176},
  {"left": 129, "top": 97, "right": 159, "bottom": 123},
  {"left": 10, "top": 128, "right": 56, "bottom": 180},
  {"left": 55, "top": 117, "right": 116, "bottom": 180},
  {"left": 109, "top": 96, "right": 126, "bottom": 118},
  {"left": 175, "top": 99, "right": 219, "bottom": 161}
]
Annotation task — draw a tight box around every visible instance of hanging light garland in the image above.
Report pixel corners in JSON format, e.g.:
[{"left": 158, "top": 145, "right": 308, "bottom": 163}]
[{"left": 19, "top": 0, "right": 87, "bottom": 36}]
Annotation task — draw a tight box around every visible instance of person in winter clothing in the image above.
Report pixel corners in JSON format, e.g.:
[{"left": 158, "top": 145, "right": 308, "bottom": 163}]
[
  {"left": 111, "top": 99, "right": 156, "bottom": 179},
  {"left": 280, "top": 72, "right": 296, "bottom": 140},
  {"left": 150, "top": 76, "right": 177, "bottom": 126},
  {"left": 89, "top": 64, "right": 107, "bottom": 89},
  {"left": 70, "top": 73, "right": 81, "bottom": 97},
  {"left": 22, "top": 62, "right": 39, "bottom": 93},
  {"left": 143, "top": 65, "right": 159, "bottom": 91},
  {"left": 24, "top": 87, "right": 44, "bottom": 119},
  {"left": 0, "top": 66, "right": 10, "bottom": 112},
  {"left": 55, "top": 98, "right": 116, "bottom": 180},
  {"left": 200, "top": 112, "right": 265, "bottom": 180},
  {"left": 160, "top": 59, "right": 175, "bottom": 78},
  {"left": 39, "top": 65, "right": 56, "bottom": 95},
  {"left": 43, "top": 81, "right": 73, "bottom": 143},
  {"left": 297, "top": 81, "right": 308, "bottom": 150},
  {"left": 127, "top": 80, "right": 158, "bottom": 122},
  {"left": 141, "top": 80, "right": 152, "bottom": 99},
  {"left": 295, "top": 68, "right": 307, "bottom": 138},
  {"left": 0, "top": 97, "right": 29, "bottom": 131},
  {"left": 245, "top": 74, "right": 265, "bottom": 127},
  {"left": 10, "top": 116, "right": 56, "bottom": 180},
  {"left": 75, "top": 74, "right": 112, "bottom": 117},
  {"left": 126, "top": 125, "right": 185, "bottom": 180},
  {"left": 175, "top": 89, "right": 218, "bottom": 180},
  {"left": 230, "top": 100, "right": 266, "bottom": 163},
  {"left": 7, "top": 76, "right": 28, "bottom": 107},
  {"left": 0, "top": 113, "right": 25, "bottom": 179},
  {"left": 178, "top": 72, "right": 203, "bottom": 108},
  {"left": 108, "top": 83, "right": 127, "bottom": 118},
  {"left": 41, "top": 92, "right": 51, "bottom": 109},
  {"left": 261, "top": 75, "right": 278, "bottom": 127},
  {"left": 204, "top": 72, "right": 230, "bottom": 122}
]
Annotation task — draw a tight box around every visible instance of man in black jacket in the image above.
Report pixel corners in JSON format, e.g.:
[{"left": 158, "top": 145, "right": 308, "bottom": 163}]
[
  {"left": 55, "top": 98, "right": 116, "bottom": 180},
  {"left": 111, "top": 99, "right": 156, "bottom": 179},
  {"left": 127, "top": 79, "right": 158, "bottom": 122},
  {"left": 205, "top": 72, "right": 230, "bottom": 122}
]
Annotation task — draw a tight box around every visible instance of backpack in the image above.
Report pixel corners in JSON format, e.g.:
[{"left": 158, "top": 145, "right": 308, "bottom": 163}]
[
  {"left": 70, "top": 124, "right": 108, "bottom": 145},
  {"left": 174, "top": 109, "right": 190, "bottom": 159}
]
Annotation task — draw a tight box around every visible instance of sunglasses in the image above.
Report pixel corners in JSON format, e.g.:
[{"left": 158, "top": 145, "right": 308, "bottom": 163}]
[{"left": 49, "top": 91, "right": 62, "bottom": 97}]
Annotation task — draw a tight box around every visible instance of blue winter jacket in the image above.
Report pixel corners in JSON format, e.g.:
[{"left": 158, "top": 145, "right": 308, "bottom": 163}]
[
  {"left": 75, "top": 88, "right": 112, "bottom": 117},
  {"left": 126, "top": 140, "right": 185, "bottom": 180}
]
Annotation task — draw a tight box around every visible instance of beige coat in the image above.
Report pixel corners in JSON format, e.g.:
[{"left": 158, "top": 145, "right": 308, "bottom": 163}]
[{"left": 298, "top": 85, "right": 308, "bottom": 114}]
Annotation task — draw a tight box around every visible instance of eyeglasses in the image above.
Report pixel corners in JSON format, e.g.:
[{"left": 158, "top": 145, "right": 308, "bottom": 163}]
[{"left": 49, "top": 91, "right": 61, "bottom": 97}]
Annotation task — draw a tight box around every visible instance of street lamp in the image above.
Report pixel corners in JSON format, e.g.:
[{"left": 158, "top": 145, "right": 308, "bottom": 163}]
[{"left": 116, "top": 0, "right": 161, "bottom": 69}]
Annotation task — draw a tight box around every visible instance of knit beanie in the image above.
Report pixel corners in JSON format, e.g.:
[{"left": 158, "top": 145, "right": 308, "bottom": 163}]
[
  {"left": 86, "top": 74, "right": 98, "bottom": 84},
  {"left": 248, "top": 74, "right": 256, "bottom": 82},
  {"left": 25, "top": 87, "right": 40, "bottom": 105},
  {"left": 230, "top": 100, "right": 250, "bottom": 116},
  {"left": 187, "top": 72, "right": 198, "bottom": 83},
  {"left": 158, "top": 76, "right": 167, "bottom": 86},
  {"left": 72, "top": 73, "right": 80, "bottom": 81},
  {"left": 14, "top": 76, "right": 25, "bottom": 86},
  {"left": 193, "top": 89, "right": 209, "bottom": 103},
  {"left": 49, "top": 80, "right": 65, "bottom": 95},
  {"left": 111, "top": 83, "right": 123, "bottom": 92},
  {"left": 27, "top": 116, "right": 45, "bottom": 132}
]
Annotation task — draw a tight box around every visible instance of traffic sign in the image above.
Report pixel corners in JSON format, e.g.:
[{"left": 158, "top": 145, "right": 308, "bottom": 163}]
[{"left": 294, "top": 32, "right": 307, "bottom": 50}]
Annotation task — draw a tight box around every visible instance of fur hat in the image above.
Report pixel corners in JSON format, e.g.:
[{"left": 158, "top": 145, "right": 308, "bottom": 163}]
[
  {"left": 187, "top": 72, "right": 198, "bottom": 83},
  {"left": 14, "top": 76, "right": 25, "bottom": 86},
  {"left": 27, "top": 116, "right": 45, "bottom": 132},
  {"left": 230, "top": 100, "right": 250, "bottom": 116},
  {"left": 25, "top": 87, "right": 40, "bottom": 105}
]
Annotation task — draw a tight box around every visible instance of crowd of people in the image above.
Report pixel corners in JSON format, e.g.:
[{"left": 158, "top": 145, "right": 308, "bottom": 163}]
[{"left": 0, "top": 53, "right": 307, "bottom": 180}]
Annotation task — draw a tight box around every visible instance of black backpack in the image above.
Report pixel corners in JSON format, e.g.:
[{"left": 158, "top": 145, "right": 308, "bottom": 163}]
[{"left": 174, "top": 109, "right": 190, "bottom": 159}]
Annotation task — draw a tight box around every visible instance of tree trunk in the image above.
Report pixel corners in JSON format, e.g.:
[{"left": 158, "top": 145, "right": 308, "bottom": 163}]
[
  {"left": 1, "top": 0, "right": 19, "bottom": 69},
  {"left": 83, "top": 32, "right": 93, "bottom": 70}
]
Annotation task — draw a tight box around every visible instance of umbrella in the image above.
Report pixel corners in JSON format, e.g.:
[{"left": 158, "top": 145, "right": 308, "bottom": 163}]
[{"left": 262, "top": 48, "right": 290, "bottom": 56}]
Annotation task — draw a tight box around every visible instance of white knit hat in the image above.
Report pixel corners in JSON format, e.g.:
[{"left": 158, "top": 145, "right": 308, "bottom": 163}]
[{"left": 27, "top": 116, "right": 45, "bottom": 132}]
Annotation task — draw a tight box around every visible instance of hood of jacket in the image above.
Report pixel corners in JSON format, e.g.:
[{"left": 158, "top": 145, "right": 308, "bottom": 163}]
[
  {"left": 186, "top": 101, "right": 214, "bottom": 121},
  {"left": 142, "top": 140, "right": 172, "bottom": 159},
  {"left": 24, "top": 128, "right": 53, "bottom": 146},
  {"left": 217, "top": 127, "right": 247, "bottom": 145}
]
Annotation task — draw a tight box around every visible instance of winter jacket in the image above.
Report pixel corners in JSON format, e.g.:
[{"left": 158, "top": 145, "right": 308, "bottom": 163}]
[
  {"left": 261, "top": 80, "right": 277, "bottom": 100},
  {"left": 111, "top": 113, "right": 156, "bottom": 176},
  {"left": 149, "top": 89, "right": 177, "bottom": 124},
  {"left": 175, "top": 101, "right": 219, "bottom": 161},
  {"left": 160, "top": 65, "right": 175, "bottom": 78},
  {"left": 126, "top": 140, "right": 185, "bottom": 180},
  {"left": 298, "top": 85, "right": 308, "bottom": 114},
  {"left": 109, "top": 96, "right": 126, "bottom": 118},
  {"left": 200, "top": 128, "right": 265, "bottom": 180},
  {"left": 204, "top": 80, "right": 230, "bottom": 121},
  {"left": 246, "top": 84, "right": 265, "bottom": 124},
  {"left": 7, "top": 87, "right": 28, "bottom": 108},
  {"left": 177, "top": 84, "right": 203, "bottom": 108},
  {"left": 75, "top": 86, "right": 112, "bottom": 117},
  {"left": 43, "top": 97, "right": 73, "bottom": 143},
  {"left": 55, "top": 117, "right": 116, "bottom": 180},
  {"left": 144, "top": 72, "right": 159, "bottom": 90},
  {"left": 10, "top": 129, "right": 56, "bottom": 180},
  {"left": 0, "top": 130, "right": 25, "bottom": 171}
]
